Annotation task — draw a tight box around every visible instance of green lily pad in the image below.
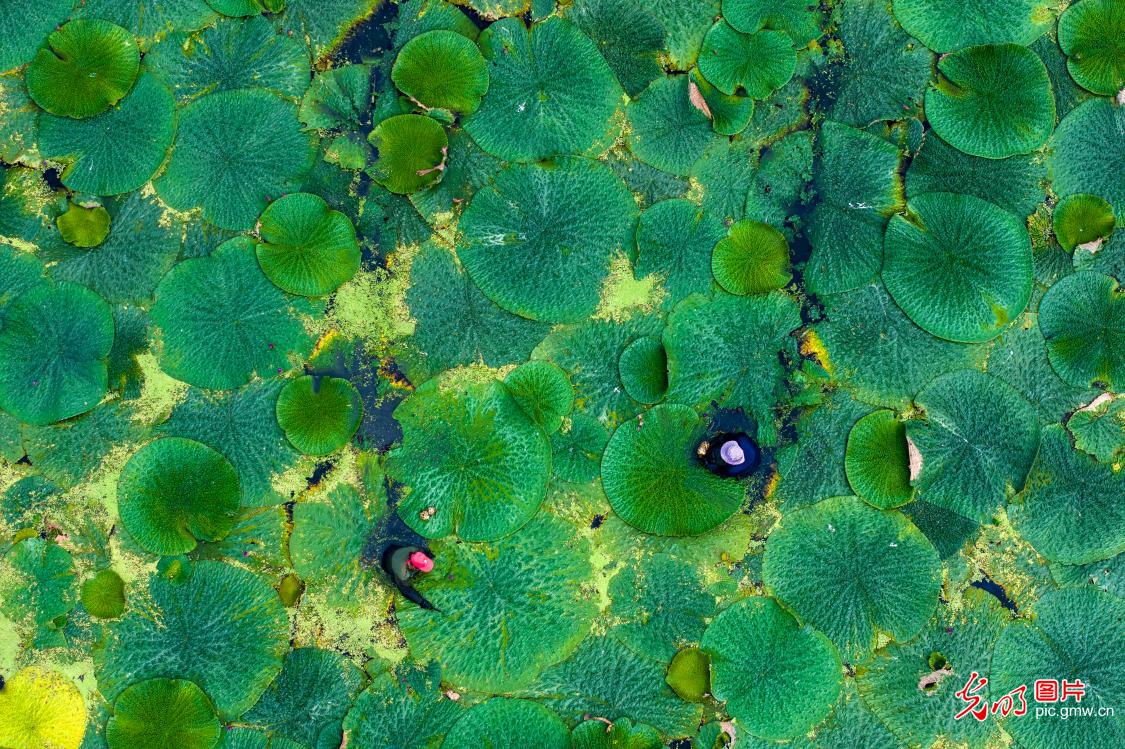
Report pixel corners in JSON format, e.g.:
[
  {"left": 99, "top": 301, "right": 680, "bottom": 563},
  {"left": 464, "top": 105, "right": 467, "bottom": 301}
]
[
  {"left": 827, "top": 0, "right": 934, "bottom": 127},
  {"left": 299, "top": 64, "right": 372, "bottom": 132},
  {"left": 602, "top": 403, "right": 745, "bottom": 536},
  {"left": 163, "top": 381, "right": 299, "bottom": 507},
  {"left": 151, "top": 238, "right": 317, "bottom": 390},
  {"left": 533, "top": 314, "right": 664, "bottom": 428},
  {"left": 405, "top": 241, "right": 550, "bottom": 378},
  {"left": 341, "top": 665, "right": 463, "bottom": 749},
  {"left": 106, "top": 678, "right": 221, "bottom": 749},
  {"left": 663, "top": 292, "right": 801, "bottom": 421},
  {"left": 96, "top": 561, "right": 288, "bottom": 720},
  {"left": 207, "top": 0, "right": 279, "bottom": 16},
  {"left": 458, "top": 158, "right": 636, "bottom": 323},
  {"left": 648, "top": 0, "right": 719, "bottom": 70},
  {"left": 147, "top": 16, "right": 311, "bottom": 101},
  {"left": 991, "top": 588, "right": 1125, "bottom": 749},
  {"left": 666, "top": 647, "right": 711, "bottom": 703},
  {"left": 906, "top": 370, "right": 1040, "bottom": 521},
  {"left": 698, "top": 21, "right": 796, "bottom": 98},
  {"left": 443, "top": 699, "right": 569, "bottom": 749},
  {"left": 762, "top": 496, "right": 942, "bottom": 661},
  {"left": 689, "top": 68, "right": 755, "bottom": 136},
  {"left": 42, "top": 192, "right": 182, "bottom": 304},
  {"left": 1039, "top": 272, "right": 1125, "bottom": 389},
  {"left": 1009, "top": 425, "right": 1125, "bottom": 565},
  {"left": 26, "top": 20, "right": 140, "bottom": 119},
  {"left": 805, "top": 121, "right": 902, "bottom": 295},
  {"left": 1049, "top": 99, "right": 1125, "bottom": 215},
  {"left": 845, "top": 410, "right": 913, "bottom": 509},
  {"left": 701, "top": 596, "right": 842, "bottom": 740},
  {"left": 856, "top": 588, "right": 1010, "bottom": 749},
  {"left": 892, "top": 0, "right": 1054, "bottom": 52},
  {"left": 550, "top": 413, "right": 610, "bottom": 484},
  {"left": 464, "top": 17, "right": 622, "bottom": 162},
  {"left": 38, "top": 73, "right": 176, "bottom": 196},
  {"left": 925, "top": 43, "right": 1055, "bottom": 159},
  {"left": 386, "top": 376, "right": 551, "bottom": 541},
  {"left": 1067, "top": 394, "right": 1125, "bottom": 463},
  {"left": 618, "top": 335, "right": 668, "bottom": 405},
  {"left": 609, "top": 552, "right": 716, "bottom": 661},
  {"left": 774, "top": 389, "right": 870, "bottom": 510},
  {"left": 627, "top": 75, "right": 719, "bottom": 176},
  {"left": 398, "top": 514, "right": 596, "bottom": 691},
  {"left": 634, "top": 199, "right": 726, "bottom": 309},
  {"left": 815, "top": 282, "right": 986, "bottom": 408},
  {"left": 255, "top": 192, "right": 360, "bottom": 297},
  {"left": 367, "top": 114, "right": 448, "bottom": 195},
  {"left": 56, "top": 203, "right": 110, "bottom": 248},
  {"left": 907, "top": 132, "right": 1047, "bottom": 217},
  {"left": 242, "top": 648, "right": 364, "bottom": 747},
  {"left": 711, "top": 220, "right": 792, "bottom": 295},
  {"left": 80, "top": 568, "right": 126, "bottom": 620},
  {"left": 566, "top": 0, "right": 666, "bottom": 97},
  {"left": 1053, "top": 194, "right": 1116, "bottom": 252},
  {"left": 0, "top": 282, "right": 113, "bottom": 425},
  {"left": 722, "top": 0, "right": 822, "bottom": 44},
  {"left": 392, "top": 30, "right": 488, "bottom": 114},
  {"left": 517, "top": 635, "right": 703, "bottom": 736},
  {"left": 0, "top": 538, "right": 75, "bottom": 650},
  {"left": 21, "top": 400, "right": 142, "bottom": 488},
  {"left": 572, "top": 718, "right": 662, "bottom": 749},
  {"left": 882, "top": 192, "right": 1033, "bottom": 343},
  {"left": 118, "top": 437, "right": 241, "bottom": 556},
  {"left": 1058, "top": 0, "right": 1125, "bottom": 96},
  {"left": 72, "top": 0, "right": 217, "bottom": 46},
  {"left": 290, "top": 485, "right": 379, "bottom": 599},
  {"left": 0, "top": 0, "right": 72, "bottom": 72},
  {"left": 276, "top": 375, "right": 362, "bottom": 456},
  {"left": 155, "top": 88, "right": 314, "bottom": 230},
  {"left": 504, "top": 360, "right": 573, "bottom": 434}
]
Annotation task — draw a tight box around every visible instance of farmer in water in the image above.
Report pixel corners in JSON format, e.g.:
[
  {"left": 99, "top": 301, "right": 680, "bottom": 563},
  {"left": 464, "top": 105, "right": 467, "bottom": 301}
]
[
  {"left": 380, "top": 544, "right": 437, "bottom": 611},
  {"left": 696, "top": 402, "right": 761, "bottom": 478}
]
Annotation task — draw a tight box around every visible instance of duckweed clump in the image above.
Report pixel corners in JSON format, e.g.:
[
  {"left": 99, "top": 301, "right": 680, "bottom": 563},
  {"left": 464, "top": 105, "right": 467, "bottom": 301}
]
[{"left": 0, "top": 2, "right": 1121, "bottom": 748}]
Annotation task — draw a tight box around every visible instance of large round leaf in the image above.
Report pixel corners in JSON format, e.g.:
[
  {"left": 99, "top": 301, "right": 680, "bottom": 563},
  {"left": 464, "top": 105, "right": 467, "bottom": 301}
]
[
  {"left": 1008, "top": 425, "right": 1125, "bottom": 565},
  {"left": 367, "top": 114, "right": 448, "bottom": 195},
  {"left": 762, "top": 496, "right": 942, "bottom": 661},
  {"left": 341, "top": 665, "right": 462, "bottom": 749},
  {"left": 106, "top": 678, "right": 221, "bottom": 749},
  {"left": 443, "top": 699, "right": 570, "bottom": 749},
  {"left": 602, "top": 403, "right": 745, "bottom": 536},
  {"left": 991, "top": 588, "right": 1125, "bottom": 749},
  {"left": 155, "top": 88, "right": 313, "bottom": 231},
  {"left": 0, "top": 282, "right": 113, "bottom": 425},
  {"left": 702, "top": 596, "right": 842, "bottom": 740},
  {"left": 391, "top": 29, "right": 489, "bottom": 114},
  {"left": 1049, "top": 99, "right": 1125, "bottom": 214},
  {"left": 906, "top": 370, "right": 1039, "bottom": 521},
  {"left": 95, "top": 561, "right": 289, "bottom": 720},
  {"left": 397, "top": 514, "right": 596, "bottom": 692},
  {"left": 883, "top": 192, "right": 1032, "bottom": 343},
  {"left": 458, "top": 158, "right": 636, "bottom": 323},
  {"left": 0, "top": 0, "right": 72, "bottom": 73},
  {"left": 275, "top": 375, "right": 362, "bottom": 456},
  {"left": 1038, "top": 272, "right": 1125, "bottom": 389},
  {"left": 892, "top": 0, "right": 1054, "bottom": 52},
  {"left": 626, "top": 75, "right": 718, "bottom": 176},
  {"left": 38, "top": 73, "right": 175, "bottom": 196},
  {"left": 26, "top": 20, "right": 140, "bottom": 118},
  {"left": 925, "top": 43, "right": 1055, "bottom": 159},
  {"left": 255, "top": 192, "right": 360, "bottom": 297},
  {"left": 698, "top": 20, "right": 796, "bottom": 98},
  {"left": 845, "top": 409, "right": 914, "bottom": 509},
  {"left": 386, "top": 376, "right": 551, "bottom": 541},
  {"left": 634, "top": 199, "right": 726, "bottom": 308},
  {"left": 118, "top": 437, "right": 241, "bottom": 555},
  {"left": 503, "top": 360, "right": 573, "bottom": 434},
  {"left": 151, "top": 238, "right": 316, "bottom": 390},
  {"left": 0, "top": 667, "right": 86, "bottom": 749},
  {"left": 464, "top": 17, "right": 622, "bottom": 162},
  {"left": 722, "top": 0, "right": 822, "bottom": 43},
  {"left": 1058, "top": 0, "right": 1125, "bottom": 96}
]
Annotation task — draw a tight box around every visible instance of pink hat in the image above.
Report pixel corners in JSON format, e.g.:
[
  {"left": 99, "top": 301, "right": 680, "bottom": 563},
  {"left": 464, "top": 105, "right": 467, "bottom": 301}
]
[{"left": 408, "top": 551, "right": 434, "bottom": 573}]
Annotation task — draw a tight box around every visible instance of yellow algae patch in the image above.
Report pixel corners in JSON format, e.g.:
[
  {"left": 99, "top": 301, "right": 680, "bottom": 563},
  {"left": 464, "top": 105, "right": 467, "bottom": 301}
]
[
  {"left": 327, "top": 264, "right": 415, "bottom": 352},
  {"left": 0, "top": 666, "right": 87, "bottom": 749},
  {"left": 595, "top": 254, "right": 665, "bottom": 321},
  {"left": 799, "top": 329, "right": 833, "bottom": 376}
]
